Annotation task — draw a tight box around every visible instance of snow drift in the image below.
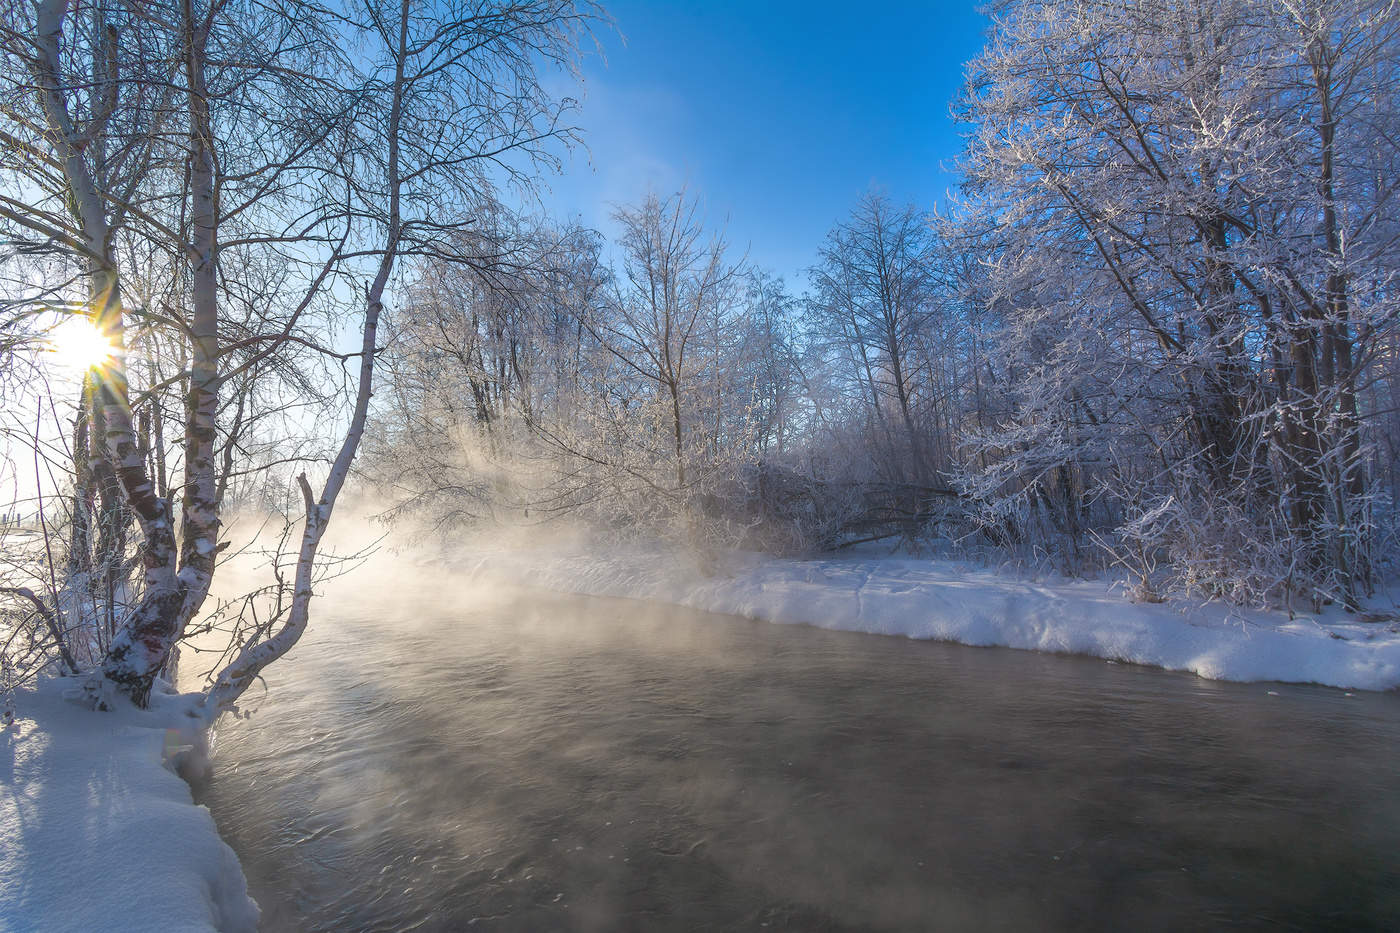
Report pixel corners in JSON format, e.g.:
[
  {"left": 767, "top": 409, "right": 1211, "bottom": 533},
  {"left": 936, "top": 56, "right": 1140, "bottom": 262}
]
[{"left": 0, "top": 678, "right": 258, "bottom": 933}]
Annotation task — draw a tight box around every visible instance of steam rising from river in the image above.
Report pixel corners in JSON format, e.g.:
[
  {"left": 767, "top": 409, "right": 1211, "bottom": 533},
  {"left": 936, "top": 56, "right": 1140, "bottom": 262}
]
[
  {"left": 186, "top": 502, "right": 1400, "bottom": 932},
  {"left": 196, "top": 500, "right": 732, "bottom": 697}
]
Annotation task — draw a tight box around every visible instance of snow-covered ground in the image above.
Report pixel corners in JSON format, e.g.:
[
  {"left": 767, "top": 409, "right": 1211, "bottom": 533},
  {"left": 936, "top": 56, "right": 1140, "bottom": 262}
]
[
  {"left": 457, "top": 544, "right": 1400, "bottom": 692},
  {"left": 0, "top": 677, "right": 258, "bottom": 933}
]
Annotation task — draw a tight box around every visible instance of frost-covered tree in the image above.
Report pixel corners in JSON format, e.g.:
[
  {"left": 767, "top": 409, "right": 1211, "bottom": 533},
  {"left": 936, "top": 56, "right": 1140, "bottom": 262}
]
[
  {"left": 736, "top": 270, "right": 803, "bottom": 459},
  {"left": 805, "top": 192, "right": 947, "bottom": 487},
  {"left": 0, "top": 0, "right": 374, "bottom": 707},
  {"left": 588, "top": 190, "right": 743, "bottom": 492},
  {"left": 0, "top": 0, "right": 602, "bottom": 711},
  {"left": 363, "top": 218, "right": 610, "bottom": 525},
  {"left": 365, "top": 190, "right": 852, "bottom": 550},
  {"left": 954, "top": 0, "right": 1400, "bottom": 604}
]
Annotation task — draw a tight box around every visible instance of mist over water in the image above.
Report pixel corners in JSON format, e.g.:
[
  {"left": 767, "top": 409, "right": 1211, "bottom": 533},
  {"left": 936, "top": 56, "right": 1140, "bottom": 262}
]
[{"left": 192, "top": 560, "right": 1400, "bottom": 932}]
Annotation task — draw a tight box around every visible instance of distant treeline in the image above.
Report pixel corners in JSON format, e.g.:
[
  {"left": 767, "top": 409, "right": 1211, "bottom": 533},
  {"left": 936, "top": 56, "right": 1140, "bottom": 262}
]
[{"left": 366, "top": 0, "right": 1400, "bottom": 611}]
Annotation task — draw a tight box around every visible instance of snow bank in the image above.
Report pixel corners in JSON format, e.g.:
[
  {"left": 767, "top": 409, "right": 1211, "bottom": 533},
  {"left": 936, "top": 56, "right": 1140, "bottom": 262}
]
[
  {"left": 0, "top": 677, "right": 258, "bottom": 933},
  {"left": 459, "top": 546, "right": 1400, "bottom": 692}
]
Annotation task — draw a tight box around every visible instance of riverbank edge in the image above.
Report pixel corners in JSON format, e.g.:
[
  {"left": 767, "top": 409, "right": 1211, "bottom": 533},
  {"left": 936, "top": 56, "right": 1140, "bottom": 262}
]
[
  {"left": 0, "top": 675, "right": 259, "bottom": 933},
  {"left": 453, "top": 545, "right": 1400, "bottom": 692}
]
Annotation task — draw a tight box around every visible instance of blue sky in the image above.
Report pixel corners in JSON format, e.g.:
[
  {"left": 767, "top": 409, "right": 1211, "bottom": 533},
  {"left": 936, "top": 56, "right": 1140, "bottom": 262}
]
[{"left": 538, "top": 1, "right": 991, "bottom": 286}]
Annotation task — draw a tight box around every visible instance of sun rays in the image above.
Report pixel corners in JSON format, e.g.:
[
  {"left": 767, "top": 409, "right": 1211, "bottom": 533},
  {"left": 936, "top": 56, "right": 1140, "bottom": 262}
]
[{"left": 47, "top": 317, "right": 118, "bottom": 375}]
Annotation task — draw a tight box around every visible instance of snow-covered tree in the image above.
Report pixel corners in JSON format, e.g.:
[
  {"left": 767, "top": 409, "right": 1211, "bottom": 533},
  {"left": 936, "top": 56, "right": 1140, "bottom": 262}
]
[
  {"left": 954, "top": 0, "right": 1400, "bottom": 604},
  {"left": 0, "top": 0, "right": 602, "bottom": 710}
]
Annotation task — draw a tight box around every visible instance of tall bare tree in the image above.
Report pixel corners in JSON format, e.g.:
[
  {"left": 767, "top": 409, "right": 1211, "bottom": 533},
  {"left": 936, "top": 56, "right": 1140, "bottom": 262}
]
[
  {"left": 0, "top": 0, "right": 602, "bottom": 710},
  {"left": 806, "top": 192, "right": 942, "bottom": 486}
]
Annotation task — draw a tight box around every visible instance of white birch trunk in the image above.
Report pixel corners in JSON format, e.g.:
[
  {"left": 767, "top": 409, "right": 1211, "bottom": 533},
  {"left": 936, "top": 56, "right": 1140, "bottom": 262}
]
[{"left": 200, "top": 0, "right": 406, "bottom": 716}]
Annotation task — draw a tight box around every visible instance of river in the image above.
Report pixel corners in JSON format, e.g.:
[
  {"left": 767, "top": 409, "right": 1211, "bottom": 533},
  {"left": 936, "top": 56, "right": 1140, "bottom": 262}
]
[{"left": 193, "top": 581, "right": 1400, "bottom": 931}]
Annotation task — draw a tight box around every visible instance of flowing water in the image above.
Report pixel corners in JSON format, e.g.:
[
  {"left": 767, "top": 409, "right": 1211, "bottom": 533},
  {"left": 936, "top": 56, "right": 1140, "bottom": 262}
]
[{"left": 193, "top": 581, "right": 1400, "bottom": 932}]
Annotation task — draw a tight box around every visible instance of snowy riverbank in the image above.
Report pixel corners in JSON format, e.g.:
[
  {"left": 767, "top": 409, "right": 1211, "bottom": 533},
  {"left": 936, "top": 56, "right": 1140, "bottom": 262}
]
[
  {"left": 4, "top": 545, "right": 1395, "bottom": 933},
  {"left": 457, "top": 545, "right": 1400, "bottom": 692},
  {"left": 0, "top": 677, "right": 258, "bottom": 933}
]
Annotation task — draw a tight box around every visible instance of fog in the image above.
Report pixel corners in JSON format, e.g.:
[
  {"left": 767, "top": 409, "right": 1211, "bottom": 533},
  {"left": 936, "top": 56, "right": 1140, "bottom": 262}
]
[{"left": 183, "top": 530, "right": 1400, "bottom": 932}]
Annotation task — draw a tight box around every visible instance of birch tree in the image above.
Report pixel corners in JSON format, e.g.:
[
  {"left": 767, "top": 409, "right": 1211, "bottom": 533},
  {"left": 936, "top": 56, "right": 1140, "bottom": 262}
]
[{"left": 1, "top": 0, "right": 601, "bottom": 710}]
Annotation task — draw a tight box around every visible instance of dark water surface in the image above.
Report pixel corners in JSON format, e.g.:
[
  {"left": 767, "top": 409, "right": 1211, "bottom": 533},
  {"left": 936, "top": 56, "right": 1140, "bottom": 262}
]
[{"left": 194, "top": 583, "right": 1400, "bottom": 932}]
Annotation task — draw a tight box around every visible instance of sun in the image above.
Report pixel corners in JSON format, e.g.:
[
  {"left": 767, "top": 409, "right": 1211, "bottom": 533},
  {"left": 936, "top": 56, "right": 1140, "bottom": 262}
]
[{"left": 48, "top": 317, "right": 119, "bottom": 373}]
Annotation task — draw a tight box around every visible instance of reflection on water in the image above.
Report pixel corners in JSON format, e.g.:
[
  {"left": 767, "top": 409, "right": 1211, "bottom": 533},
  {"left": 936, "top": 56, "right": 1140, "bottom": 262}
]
[{"left": 194, "top": 582, "right": 1400, "bottom": 932}]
